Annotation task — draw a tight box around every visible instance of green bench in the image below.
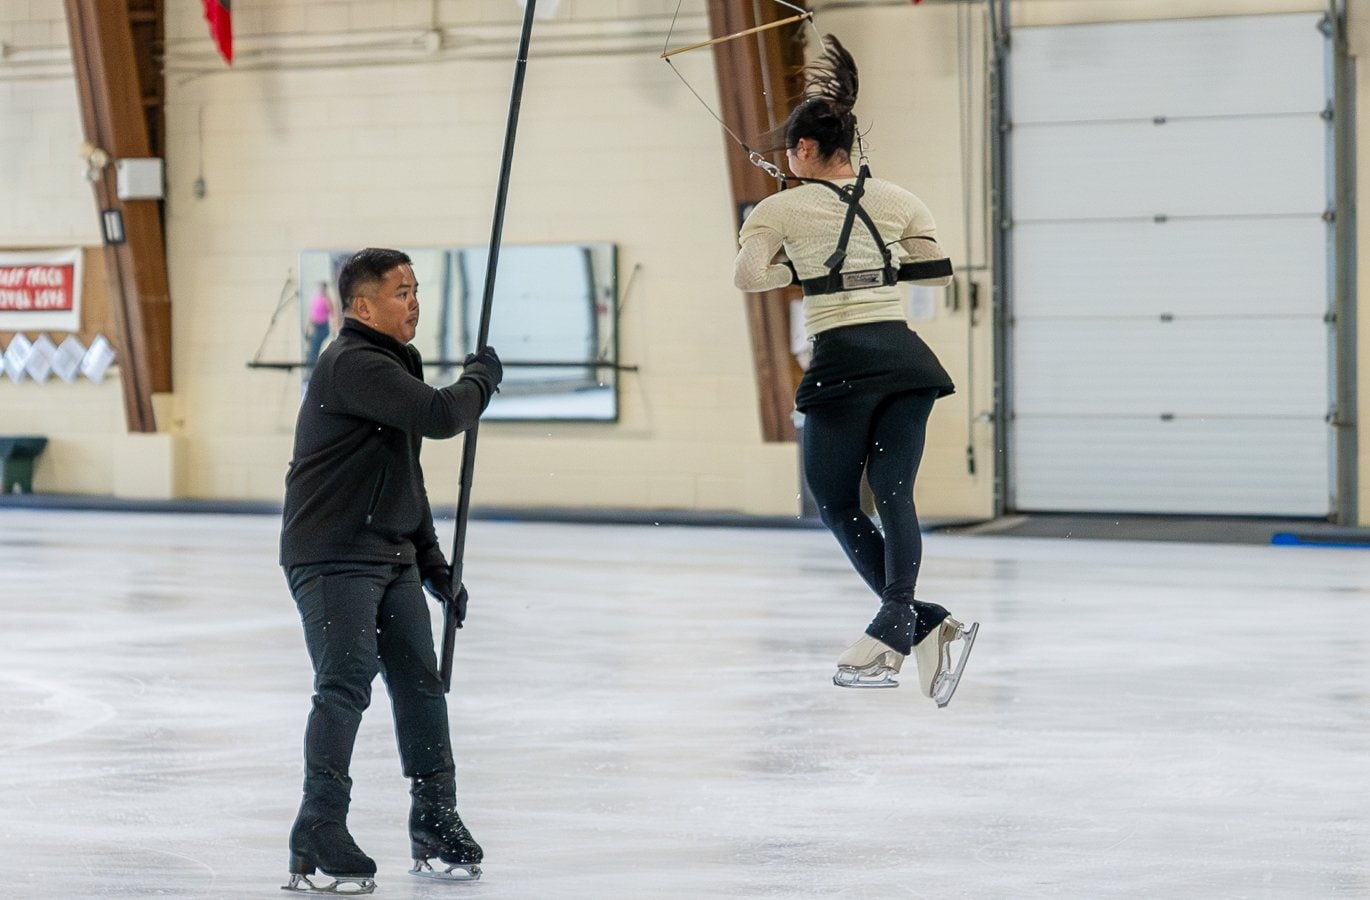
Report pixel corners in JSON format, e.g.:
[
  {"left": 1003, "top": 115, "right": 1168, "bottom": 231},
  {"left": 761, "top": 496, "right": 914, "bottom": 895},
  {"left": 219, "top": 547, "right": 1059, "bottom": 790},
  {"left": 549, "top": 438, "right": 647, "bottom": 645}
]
[{"left": 0, "top": 436, "right": 48, "bottom": 494}]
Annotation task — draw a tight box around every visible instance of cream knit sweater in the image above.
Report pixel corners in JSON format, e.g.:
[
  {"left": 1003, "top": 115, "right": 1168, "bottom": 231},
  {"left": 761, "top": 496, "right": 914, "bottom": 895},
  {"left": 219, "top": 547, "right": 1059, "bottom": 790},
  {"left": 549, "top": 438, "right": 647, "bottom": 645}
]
[{"left": 734, "top": 176, "right": 952, "bottom": 337}]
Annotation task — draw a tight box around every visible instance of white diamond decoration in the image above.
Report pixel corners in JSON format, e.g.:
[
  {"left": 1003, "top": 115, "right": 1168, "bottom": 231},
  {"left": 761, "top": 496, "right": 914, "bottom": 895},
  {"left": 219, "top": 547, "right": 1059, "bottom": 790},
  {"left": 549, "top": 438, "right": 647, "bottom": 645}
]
[
  {"left": 51, "top": 336, "right": 86, "bottom": 383},
  {"left": 4, "top": 334, "right": 32, "bottom": 384},
  {"left": 81, "top": 334, "right": 116, "bottom": 383},
  {"left": 25, "top": 334, "right": 56, "bottom": 383}
]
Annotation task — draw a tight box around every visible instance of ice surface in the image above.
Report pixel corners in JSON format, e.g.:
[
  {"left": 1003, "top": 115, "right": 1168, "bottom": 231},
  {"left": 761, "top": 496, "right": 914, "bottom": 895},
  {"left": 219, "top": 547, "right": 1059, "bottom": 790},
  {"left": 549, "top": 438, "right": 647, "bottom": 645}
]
[{"left": 1, "top": 509, "right": 1367, "bottom": 898}]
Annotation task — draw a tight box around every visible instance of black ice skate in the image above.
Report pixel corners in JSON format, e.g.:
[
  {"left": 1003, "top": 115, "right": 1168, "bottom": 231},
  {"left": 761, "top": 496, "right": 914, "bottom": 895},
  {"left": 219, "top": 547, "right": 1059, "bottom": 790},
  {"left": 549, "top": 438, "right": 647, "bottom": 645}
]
[
  {"left": 282, "top": 818, "right": 377, "bottom": 895},
  {"left": 408, "top": 776, "right": 483, "bottom": 882},
  {"left": 912, "top": 602, "right": 978, "bottom": 708}
]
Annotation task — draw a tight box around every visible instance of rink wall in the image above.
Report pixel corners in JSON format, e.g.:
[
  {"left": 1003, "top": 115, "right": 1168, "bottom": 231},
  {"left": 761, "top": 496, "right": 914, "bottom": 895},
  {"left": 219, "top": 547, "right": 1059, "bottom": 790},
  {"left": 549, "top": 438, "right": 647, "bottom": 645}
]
[{"left": 0, "top": 0, "right": 1364, "bottom": 525}]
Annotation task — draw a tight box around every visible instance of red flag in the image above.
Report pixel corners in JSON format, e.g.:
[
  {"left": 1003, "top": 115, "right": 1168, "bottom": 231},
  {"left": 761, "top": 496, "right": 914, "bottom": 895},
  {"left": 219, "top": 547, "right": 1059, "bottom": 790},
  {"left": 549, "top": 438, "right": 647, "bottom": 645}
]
[{"left": 203, "top": 0, "right": 232, "bottom": 65}]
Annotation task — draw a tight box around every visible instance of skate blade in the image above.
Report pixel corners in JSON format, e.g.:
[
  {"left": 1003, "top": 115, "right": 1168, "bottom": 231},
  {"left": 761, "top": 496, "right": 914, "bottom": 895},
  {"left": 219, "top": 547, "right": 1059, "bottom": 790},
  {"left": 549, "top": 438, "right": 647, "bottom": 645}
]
[
  {"left": 411, "top": 859, "right": 482, "bottom": 882},
  {"left": 833, "top": 665, "right": 899, "bottom": 689},
  {"left": 282, "top": 873, "right": 376, "bottom": 894},
  {"left": 931, "top": 621, "right": 978, "bottom": 708}
]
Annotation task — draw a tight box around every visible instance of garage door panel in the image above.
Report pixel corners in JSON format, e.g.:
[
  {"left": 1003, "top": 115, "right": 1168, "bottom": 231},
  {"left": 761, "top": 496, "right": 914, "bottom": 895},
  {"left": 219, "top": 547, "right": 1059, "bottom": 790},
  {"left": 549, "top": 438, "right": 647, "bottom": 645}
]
[
  {"left": 1013, "top": 318, "right": 1328, "bottom": 417},
  {"left": 1012, "top": 218, "right": 1328, "bottom": 318},
  {"left": 1009, "top": 14, "right": 1333, "bottom": 516},
  {"left": 1012, "top": 117, "right": 1326, "bottom": 221},
  {"left": 1013, "top": 14, "right": 1326, "bottom": 123},
  {"left": 1011, "top": 417, "right": 1330, "bottom": 516}
]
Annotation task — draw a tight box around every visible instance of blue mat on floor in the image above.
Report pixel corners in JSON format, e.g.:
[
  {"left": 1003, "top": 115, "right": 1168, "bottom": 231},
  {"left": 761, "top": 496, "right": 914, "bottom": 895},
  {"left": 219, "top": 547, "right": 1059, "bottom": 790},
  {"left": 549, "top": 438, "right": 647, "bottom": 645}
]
[{"left": 1272, "top": 531, "right": 1370, "bottom": 548}]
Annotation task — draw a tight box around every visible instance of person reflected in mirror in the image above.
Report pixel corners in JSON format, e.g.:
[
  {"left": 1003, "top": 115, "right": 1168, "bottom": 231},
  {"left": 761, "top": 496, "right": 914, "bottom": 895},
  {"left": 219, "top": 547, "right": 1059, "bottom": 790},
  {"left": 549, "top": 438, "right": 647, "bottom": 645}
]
[
  {"left": 304, "top": 280, "right": 340, "bottom": 370},
  {"left": 279, "top": 248, "right": 503, "bottom": 891},
  {"left": 733, "top": 36, "right": 978, "bottom": 706}
]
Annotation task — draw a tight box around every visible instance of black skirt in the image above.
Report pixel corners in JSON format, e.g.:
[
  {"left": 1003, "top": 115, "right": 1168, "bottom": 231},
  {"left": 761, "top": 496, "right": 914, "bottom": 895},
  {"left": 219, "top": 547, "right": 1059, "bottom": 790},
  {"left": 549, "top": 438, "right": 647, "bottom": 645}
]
[{"left": 795, "top": 320, "right": 955, "bottom": 412}]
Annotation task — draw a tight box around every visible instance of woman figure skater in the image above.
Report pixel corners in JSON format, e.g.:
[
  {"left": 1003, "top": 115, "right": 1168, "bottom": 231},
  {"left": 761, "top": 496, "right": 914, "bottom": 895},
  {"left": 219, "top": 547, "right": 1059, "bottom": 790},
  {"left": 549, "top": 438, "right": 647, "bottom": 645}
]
[{"left": 733, "top": 35, "right": 977, "bottom": 706}]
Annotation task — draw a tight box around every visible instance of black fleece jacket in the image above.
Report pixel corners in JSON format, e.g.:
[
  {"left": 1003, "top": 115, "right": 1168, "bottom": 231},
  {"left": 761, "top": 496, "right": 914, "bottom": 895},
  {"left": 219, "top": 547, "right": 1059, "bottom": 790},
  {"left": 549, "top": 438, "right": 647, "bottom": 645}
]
[{"left": 279, "top": 318, "right": 492, "bottom": 571}]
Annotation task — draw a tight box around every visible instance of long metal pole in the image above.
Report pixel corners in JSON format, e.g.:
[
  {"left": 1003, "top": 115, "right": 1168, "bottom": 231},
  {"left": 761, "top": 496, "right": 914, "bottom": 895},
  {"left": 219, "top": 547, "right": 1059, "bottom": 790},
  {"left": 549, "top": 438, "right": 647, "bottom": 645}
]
[
  {"left": 442, "top": 0, "right": 537, "bottom": 692},
  {"left": 988, "top": 0, "right": 1011, "bottom": 518},
  {"left": 1328, "top": 0, "right": 1358, "bottom": 524}
]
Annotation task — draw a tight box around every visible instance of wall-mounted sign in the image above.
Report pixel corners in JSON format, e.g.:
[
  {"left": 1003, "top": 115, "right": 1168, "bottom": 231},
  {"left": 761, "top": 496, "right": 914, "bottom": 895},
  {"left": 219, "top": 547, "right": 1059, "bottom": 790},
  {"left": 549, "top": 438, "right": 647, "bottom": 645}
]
[{"left": 0, "top": 248, "right": 83, "bottom": 333}]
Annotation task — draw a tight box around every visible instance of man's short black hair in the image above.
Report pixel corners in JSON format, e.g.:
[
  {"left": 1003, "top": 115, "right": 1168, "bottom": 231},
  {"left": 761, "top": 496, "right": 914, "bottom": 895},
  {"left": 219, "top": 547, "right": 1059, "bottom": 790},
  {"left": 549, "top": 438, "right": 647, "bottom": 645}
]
[{"left": 337, "top": 248, "right": 412, "bottom": 312}]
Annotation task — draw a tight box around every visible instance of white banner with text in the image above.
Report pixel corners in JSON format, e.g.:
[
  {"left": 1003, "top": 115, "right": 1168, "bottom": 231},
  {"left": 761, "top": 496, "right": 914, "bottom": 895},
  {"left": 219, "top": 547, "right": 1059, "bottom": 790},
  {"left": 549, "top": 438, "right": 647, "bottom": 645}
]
[{"left": 0, "top": 248, "right": 83, "bottom": 333}]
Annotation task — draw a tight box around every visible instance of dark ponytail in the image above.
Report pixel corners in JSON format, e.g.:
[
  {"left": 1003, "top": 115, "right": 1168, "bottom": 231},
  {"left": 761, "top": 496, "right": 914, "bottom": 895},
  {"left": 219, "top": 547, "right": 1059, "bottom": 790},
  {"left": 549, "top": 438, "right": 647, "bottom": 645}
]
[{"left": 783, "top": 35, "right": 859, "bottom": 159}]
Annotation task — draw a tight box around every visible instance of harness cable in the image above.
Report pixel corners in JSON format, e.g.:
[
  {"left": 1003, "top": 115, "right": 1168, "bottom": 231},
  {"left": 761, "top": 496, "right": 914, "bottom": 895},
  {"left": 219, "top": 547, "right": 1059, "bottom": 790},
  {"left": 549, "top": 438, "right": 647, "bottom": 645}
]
[
  {"left": 661, "top": 0, "right": 821, "bottom": 187},
  {"left": 661, "top": 5, "right": 949, "bottom": 296}
]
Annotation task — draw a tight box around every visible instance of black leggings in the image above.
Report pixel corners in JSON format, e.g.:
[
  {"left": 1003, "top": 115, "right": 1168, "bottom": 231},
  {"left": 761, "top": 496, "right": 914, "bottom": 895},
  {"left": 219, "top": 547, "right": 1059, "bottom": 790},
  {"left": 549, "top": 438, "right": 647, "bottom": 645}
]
[{"left": 802, "top": 388, "right": 938, "bottom": 607}]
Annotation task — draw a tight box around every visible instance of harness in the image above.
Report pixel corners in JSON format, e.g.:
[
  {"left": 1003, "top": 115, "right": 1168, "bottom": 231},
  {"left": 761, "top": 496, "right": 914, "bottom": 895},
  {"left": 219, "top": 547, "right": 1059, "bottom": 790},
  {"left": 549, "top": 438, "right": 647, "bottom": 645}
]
[{"left": 792, "top": 165, "right": 953, "bottom": 297}]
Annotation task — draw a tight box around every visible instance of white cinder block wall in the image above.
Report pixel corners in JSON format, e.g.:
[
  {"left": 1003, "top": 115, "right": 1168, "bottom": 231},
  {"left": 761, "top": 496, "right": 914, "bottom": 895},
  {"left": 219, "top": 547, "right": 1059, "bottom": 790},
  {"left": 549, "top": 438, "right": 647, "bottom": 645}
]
[
  {"left": 160, "top": 0, "right": 799, "bottom": 513},
  {"left": 0, "top": 0, "right": 126, "bottom": 494},
  {"left": 3, "top": 0, "right": 1366, "bottom": 524}
]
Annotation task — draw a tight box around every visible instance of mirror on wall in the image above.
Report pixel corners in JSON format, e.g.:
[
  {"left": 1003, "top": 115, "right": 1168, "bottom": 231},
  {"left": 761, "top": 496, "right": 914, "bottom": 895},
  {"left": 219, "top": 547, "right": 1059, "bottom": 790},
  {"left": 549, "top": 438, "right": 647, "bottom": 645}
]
[{"left": 298, "top": 243, "right": 618, "bottom": 422}]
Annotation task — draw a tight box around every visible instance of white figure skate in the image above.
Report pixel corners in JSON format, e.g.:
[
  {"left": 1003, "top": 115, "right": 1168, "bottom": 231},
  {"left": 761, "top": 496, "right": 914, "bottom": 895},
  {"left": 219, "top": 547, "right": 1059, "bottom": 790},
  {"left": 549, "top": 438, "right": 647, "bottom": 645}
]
[
  {"left": 832, "top": 635, "right": 904, "bottom": 688},
  {"left": 914, "top": 616, "right": 978, "bottom": 707}
]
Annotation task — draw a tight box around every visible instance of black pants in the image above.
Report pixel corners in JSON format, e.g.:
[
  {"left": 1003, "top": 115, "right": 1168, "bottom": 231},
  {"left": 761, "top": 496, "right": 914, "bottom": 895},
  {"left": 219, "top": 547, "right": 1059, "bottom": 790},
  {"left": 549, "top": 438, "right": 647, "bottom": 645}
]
[
  {"left": 802, "top": 389, "right": 938, "bottom": 606},
  {"left": 286, "top": 561, "right": 453, "bottom": 806}
]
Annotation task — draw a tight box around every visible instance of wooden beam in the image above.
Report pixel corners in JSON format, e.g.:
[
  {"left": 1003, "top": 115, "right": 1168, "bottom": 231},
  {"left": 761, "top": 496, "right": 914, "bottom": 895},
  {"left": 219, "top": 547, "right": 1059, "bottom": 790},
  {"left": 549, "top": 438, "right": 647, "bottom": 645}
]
[
  {"left": 706, "top": 0, "right": 808, "bottom": 443},
  {"left": 64, "top": 0, "right": 172, "bottom": 433}
]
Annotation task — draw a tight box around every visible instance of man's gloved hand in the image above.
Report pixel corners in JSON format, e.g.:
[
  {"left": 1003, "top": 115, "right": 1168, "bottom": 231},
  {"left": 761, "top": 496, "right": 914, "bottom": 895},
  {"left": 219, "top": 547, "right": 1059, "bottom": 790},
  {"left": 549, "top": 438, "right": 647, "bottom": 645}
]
[
  {"left": 422, "top": 566, "right": 469, "bottom": 628},
  {"left": 422, "top": 564, "right": 452, "bottom": 602},
  {"left": 460, "top": 346, "right": 503, "bottom": 406},
  {"left": 451, "top": 584, "right": 469, "bottom": 627}
]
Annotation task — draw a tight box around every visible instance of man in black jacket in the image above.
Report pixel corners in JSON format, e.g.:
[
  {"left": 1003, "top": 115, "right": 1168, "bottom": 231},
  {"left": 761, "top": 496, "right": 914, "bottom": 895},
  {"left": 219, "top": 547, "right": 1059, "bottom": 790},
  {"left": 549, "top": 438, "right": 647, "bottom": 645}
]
[{"left": 279, "top": 247, "right": 501, "bottom": 893}]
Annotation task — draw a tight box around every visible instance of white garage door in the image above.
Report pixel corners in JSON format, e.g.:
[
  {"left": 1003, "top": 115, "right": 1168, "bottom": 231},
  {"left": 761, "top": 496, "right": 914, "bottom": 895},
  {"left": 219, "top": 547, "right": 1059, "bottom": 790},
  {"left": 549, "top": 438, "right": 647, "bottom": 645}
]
[{"left": 1008, "top": 14, "right": 1335, "bottom": 516}]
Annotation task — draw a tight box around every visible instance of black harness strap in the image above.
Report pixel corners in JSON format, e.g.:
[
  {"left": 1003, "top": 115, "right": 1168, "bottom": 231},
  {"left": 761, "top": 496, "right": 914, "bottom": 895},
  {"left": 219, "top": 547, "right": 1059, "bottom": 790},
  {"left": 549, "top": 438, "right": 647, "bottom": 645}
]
[
  {"left": 800, "top": 257, "right": 953, "bottom": 296},
  {"left": 802, "top": 167, "right": 893, "bottom": 279},
  {"left": 824, "top": 164, "right": 872, "bottom": 271},
  {"left": 786, "top": 168, "right": 955, "bottom": 297},
  {"left": 896, "top": 257, "right": 954, "bottom": 281}
]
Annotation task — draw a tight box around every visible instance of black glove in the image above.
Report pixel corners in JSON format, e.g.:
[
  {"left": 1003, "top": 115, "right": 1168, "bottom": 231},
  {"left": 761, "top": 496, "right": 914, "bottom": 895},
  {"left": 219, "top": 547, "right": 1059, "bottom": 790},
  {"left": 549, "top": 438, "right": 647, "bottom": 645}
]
[
  {"left": 422, "top": 564, "right": 452, "bottom": 601},
  {"left": 451, "top": 585, "right": 469, "bottom": 627},
  {"left": 422, "top": 567, "right": 469, "bottom": 627},
  {"left": 782, "top": 259, "right": 799, "bottom": 285},
  {"left": 460, "top": 346, "right": 503, "bottom": 407}
]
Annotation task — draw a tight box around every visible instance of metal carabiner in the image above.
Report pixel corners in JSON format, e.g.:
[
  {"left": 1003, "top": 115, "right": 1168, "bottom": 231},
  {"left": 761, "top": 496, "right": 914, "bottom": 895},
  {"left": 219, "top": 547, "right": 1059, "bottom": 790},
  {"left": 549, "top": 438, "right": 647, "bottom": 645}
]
[{"left": 748, "top": 151, "right": 784, "bottom": 181}]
